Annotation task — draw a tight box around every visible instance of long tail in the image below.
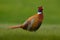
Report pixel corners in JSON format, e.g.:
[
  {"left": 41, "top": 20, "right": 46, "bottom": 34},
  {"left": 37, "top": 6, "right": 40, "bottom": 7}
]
[{"left": 9, "top": 24, "right": 23, "bottom": 29}]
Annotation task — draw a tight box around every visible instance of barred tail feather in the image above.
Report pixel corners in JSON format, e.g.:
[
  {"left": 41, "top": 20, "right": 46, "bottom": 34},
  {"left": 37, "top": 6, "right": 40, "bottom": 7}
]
[{"left": 9, "top": 24, "right": 23, "bottom": 29}]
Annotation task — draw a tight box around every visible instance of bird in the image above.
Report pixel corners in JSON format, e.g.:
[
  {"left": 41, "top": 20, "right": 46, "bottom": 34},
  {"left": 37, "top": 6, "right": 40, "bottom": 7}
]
[{"left": 9, "top": 6, "right": 43, "bottom": 32}]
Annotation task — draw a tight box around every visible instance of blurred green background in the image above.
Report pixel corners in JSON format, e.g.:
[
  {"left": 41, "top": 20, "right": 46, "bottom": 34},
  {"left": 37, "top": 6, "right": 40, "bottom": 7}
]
[
  {"left": 0, "top": 0, "right": 60, "bottom": 24},
  {"left": 0, "top": 0, "right": 60, "bottom": 40}
]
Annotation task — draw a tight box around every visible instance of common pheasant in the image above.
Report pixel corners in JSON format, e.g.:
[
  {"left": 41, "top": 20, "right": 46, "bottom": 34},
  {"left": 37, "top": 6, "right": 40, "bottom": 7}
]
[{"left": 9, "top": 6, "right": 43, "bottom": 31}]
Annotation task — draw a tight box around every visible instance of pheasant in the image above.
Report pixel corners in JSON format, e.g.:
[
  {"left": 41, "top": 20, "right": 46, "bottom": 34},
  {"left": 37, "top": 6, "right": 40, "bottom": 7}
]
[{"left": 9, "top": 6, "right": 43, "bottom": 31}]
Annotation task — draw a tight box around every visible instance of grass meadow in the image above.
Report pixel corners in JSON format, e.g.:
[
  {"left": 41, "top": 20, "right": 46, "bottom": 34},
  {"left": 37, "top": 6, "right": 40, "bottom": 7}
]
[{"left": 0, "top": 0, "right": 60, "bottom": 40}]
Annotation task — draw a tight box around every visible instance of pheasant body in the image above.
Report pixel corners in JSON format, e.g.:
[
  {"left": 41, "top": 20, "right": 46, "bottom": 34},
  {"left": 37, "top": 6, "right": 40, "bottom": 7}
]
[
  {"left": 22, "top": 14, "right": 43, "bottom": 31},
  {"left": 10, "top": 6, "right": 43, "bottom": 31}
]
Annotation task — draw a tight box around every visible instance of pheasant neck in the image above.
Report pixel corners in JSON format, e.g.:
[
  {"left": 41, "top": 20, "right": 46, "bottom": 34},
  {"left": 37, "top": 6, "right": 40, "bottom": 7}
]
[{"left": 38, "top": 12, "right": 42, "bottom": 14}]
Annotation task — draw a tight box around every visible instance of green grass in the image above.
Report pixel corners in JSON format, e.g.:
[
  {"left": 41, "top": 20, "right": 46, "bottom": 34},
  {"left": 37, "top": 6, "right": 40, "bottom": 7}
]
[{"left": 0, "top": 24, "right": 60, "bottom": 40}]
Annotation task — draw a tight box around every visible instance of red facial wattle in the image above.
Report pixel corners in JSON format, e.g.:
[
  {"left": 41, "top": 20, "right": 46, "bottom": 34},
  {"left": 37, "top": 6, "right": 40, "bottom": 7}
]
[{"left": 38, "top": 6, "right": 43, "bottom": 12}]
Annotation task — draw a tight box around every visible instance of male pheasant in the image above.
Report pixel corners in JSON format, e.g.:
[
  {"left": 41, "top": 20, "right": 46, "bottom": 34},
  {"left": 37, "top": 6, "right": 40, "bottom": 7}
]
[{"left": 10, "top": 6, "right": 43, "bottom": 31}]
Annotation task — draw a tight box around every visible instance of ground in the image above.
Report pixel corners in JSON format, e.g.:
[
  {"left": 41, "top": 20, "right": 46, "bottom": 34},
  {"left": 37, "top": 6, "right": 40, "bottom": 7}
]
[{"left": 0, "top": 24, "right": 60, "bottom": 40}]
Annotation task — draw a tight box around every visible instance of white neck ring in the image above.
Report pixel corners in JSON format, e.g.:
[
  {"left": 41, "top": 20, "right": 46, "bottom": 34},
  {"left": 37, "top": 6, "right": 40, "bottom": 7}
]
[{"left": 38, "top": 12, "right": 42, "bottom": 14}]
